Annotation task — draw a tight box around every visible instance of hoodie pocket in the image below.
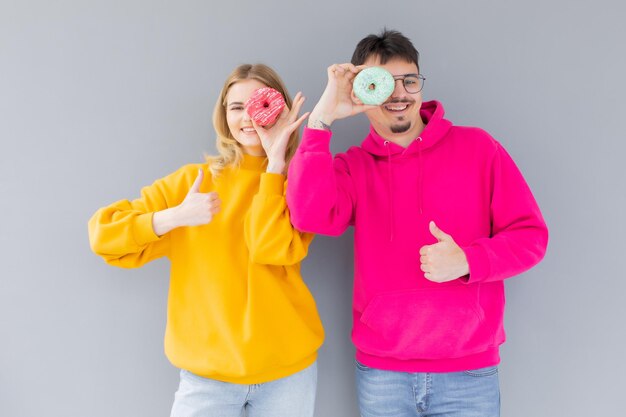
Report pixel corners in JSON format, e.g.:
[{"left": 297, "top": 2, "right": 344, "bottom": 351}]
[{"left": 357, "top": 285, "right": 489, "bottom": 360}]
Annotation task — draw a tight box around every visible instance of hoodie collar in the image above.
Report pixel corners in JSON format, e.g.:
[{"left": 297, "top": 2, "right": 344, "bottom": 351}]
[{"left": 360, "top": 100, "right": 452, "bottom": 157}]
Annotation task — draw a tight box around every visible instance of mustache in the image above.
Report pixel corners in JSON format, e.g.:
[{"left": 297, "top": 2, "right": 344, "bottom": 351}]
[{"left": 383, "top": 98, "right": 414, "bottom": 105}]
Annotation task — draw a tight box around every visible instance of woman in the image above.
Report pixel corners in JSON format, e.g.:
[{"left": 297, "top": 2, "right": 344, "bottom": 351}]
[{"left": 88, "top": 64, "right": 324, "bottom": 417}]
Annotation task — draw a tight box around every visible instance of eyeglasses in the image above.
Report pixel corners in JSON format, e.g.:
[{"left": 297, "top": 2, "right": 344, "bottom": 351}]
[{"left": 392, "top": 74, "right": 426, "bottom": 94}]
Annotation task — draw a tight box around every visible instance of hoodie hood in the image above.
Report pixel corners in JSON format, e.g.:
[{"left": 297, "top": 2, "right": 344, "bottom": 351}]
[{"left": 361, "top": 100, "right": 452, "bottom": 157}]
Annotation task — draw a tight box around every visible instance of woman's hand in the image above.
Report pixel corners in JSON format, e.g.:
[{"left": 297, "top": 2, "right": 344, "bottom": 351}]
[
  {"left": 253, "top": 92, "right": 309, "bottom": 174},
  {"left": 152, "top": 169, "right": 221, "bottom": 235}
]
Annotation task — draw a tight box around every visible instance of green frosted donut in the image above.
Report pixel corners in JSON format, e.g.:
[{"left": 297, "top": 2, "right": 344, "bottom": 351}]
[{"left": 353, "top": 67, "right": 395, "bottom": 105}]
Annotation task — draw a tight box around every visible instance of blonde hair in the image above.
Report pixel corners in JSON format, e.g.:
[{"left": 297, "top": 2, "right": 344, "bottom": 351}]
[{"left": 208, "top": 63, "right": 300, "bottom": 178}]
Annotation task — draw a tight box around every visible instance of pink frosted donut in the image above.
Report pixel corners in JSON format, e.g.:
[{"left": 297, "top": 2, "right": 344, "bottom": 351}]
[{"left": 245, "top": 87, "right": 286, "bottom": 126}]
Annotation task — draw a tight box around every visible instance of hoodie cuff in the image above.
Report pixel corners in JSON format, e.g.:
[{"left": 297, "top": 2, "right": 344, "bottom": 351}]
[
  {"left": 300, "top": 127, "right": 332, "bottom": 152},
  {"left": 258, "top": 173, "right": 285, "bottom": 195},
  {"left": 462, "top": 244, "right": 491, "bottom": 284},
  {"left": 133, "top": 212, "right": 162, "bottom": 246}
]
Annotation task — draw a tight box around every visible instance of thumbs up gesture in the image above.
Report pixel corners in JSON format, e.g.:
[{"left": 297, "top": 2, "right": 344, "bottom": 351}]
[
  {"left": 419, "top": 221, "right": 469, "bottom": 283},
  {"left": 176, "top": 169, "right": 221, "bottom": 226},
  {"left": 152, "top": 169, "right": 221, "bottom": 236}
]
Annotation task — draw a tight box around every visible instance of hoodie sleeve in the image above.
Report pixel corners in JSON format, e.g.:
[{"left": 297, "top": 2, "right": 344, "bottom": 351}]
[
  {"left": 286, "top": 127, "right": 357, "bottom": 236},
  {"left": 462, "top": 144, "right": 548, "bottom": 283},
  {"left": 244, "top": 173, "right": 314, "bottom": 265}
]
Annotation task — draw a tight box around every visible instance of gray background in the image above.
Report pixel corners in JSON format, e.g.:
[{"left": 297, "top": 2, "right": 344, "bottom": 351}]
[{"left": 1, "top": 0, "right": 624, "bottom": 416}]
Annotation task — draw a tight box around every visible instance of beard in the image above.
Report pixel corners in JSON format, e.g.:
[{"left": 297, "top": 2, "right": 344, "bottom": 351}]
[
  {"left": 385, "top": 98, "right": 413, "bottom": 134},
  {"left": 390, "top": 121, "right": 411, "bottom": 133}
]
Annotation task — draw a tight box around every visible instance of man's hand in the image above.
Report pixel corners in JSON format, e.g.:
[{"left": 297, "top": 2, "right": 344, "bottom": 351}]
[
  {"left": 307, "top": 63, "right": 377, "bottom": 130},
  {"left": 419, "top": 221, "right": 469, "bottom": 283}
]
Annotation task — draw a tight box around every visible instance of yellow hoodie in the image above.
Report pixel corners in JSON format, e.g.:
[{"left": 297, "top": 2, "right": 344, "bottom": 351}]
[{"left": 88, "top": 154, "right": 324, "bottom": 384}]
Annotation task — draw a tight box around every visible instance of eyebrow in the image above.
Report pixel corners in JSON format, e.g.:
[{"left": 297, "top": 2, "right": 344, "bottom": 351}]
[{"left": 227, "top": 101, "right": 245, "bottom": 107}]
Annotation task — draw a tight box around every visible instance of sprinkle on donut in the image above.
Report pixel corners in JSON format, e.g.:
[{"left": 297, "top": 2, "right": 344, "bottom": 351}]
[
  {"left": 245, "top": 87, "right": 286, "bottom": 126},
  {"left": 352, "top": 67, "right": 395, "bottom": 105}
]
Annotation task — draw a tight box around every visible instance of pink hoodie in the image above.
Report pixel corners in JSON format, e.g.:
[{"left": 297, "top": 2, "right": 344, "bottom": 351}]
[{"left": 287, "top": 100, "right": 548, "bottom": 372}]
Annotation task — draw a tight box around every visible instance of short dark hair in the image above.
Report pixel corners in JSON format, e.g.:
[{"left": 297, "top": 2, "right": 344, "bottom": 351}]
[{"left": 351, "top": 29, "right": 420, "bottom": 71}]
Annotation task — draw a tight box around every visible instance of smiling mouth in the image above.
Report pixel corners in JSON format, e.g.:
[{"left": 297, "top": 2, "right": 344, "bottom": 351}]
[
  {"left": 241, "top": 127, "right": 257, "bottom": 134},
  {"left": 383, "top": 101, "right": 412, "bottom": 113}
]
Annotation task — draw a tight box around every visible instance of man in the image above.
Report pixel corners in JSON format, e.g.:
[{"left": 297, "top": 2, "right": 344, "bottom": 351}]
[{"left": 287, "top": 29, "right": 548, "bottom": 417}]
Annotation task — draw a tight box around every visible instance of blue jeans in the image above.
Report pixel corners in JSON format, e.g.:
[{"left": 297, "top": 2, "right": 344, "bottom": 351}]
[
  {"left": 355, "top": 360, "right": 500, "bottom": 417},
  {"left": 170, "top": 361, "right": 317, "bottom": 417}
]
